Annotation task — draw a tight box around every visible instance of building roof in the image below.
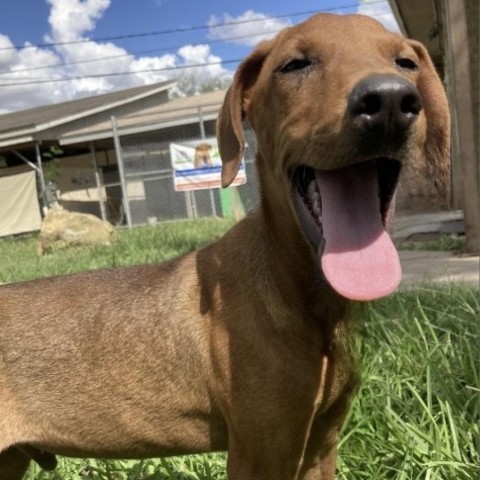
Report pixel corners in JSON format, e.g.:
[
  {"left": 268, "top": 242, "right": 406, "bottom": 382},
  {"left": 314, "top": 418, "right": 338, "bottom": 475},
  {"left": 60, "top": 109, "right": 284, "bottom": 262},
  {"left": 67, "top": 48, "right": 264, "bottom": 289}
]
[
  {"left": 0, "top": 81, "right": 176, "bottom": 148},
  {"left": 59, "top": 89, "right": 226, "bottom": 146}
]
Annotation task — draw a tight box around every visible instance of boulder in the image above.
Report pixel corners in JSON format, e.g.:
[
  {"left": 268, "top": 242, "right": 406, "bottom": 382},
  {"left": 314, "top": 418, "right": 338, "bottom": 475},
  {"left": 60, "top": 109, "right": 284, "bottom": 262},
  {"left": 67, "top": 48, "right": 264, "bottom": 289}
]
[{"left": 39, "top": 207, "right": 119, "bottom": 254}]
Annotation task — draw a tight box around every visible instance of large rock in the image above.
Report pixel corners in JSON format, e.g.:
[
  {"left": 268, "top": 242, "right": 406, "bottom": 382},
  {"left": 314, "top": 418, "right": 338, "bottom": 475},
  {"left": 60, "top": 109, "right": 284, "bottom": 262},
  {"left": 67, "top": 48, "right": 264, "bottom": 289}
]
[{"left": 39, "top": 207, "right": 119, "bottom": 254}]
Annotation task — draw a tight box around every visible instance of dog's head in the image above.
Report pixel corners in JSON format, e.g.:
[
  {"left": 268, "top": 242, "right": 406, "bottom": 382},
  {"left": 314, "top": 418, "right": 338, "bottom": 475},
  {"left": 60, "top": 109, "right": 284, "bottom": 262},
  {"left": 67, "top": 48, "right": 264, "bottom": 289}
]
[
  {"left": 217, "top": 13, "right": 450, "bottom": 301},
  {"left": 195, "top": 143, "right": 212, "bottom": 155},
  {"left": 195, "top": 143, "right": 213, "bottom": 165}
]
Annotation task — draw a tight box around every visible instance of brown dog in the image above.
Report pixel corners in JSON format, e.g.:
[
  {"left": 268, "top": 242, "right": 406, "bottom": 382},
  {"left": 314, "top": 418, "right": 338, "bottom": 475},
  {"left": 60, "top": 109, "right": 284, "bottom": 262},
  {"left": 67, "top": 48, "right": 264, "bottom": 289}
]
[
  {"left": 0, "top": 13, "right": 449, "bottom": 480},
  {"left": 194, "top": 142, "right": 213, "bottom": 168}
]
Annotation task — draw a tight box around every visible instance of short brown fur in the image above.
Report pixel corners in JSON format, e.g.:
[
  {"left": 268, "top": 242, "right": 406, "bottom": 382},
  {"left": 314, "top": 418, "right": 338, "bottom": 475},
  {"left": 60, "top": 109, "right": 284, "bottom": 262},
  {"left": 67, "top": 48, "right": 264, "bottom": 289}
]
[{"left": 0, "top": 13, "right": 449, "bottom": 480}]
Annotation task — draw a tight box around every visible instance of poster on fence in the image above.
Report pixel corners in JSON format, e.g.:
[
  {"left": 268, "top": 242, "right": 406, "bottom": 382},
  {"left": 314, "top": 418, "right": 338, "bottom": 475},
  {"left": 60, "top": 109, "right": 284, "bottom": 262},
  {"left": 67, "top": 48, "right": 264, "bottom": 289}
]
[{"left": 170, "top": 138, "right": 246, "bottom": 191}]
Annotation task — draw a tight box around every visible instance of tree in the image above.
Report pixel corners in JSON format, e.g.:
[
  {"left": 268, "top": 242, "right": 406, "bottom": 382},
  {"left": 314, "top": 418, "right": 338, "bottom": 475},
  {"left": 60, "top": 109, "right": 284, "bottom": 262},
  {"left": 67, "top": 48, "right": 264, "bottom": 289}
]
[{"left": 169, "top": 71, "right": 232, "bottom": 99}]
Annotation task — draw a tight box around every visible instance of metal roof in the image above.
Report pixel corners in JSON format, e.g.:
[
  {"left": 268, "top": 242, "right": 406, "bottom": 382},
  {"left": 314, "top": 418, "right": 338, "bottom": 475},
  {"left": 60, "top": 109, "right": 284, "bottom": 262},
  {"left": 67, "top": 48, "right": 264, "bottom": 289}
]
[
  {"left": 0, "top": 81, "right": 176, "bottom": 143},
  {"left": 59, "top": 89, "right": 226, "bottom": 145}
]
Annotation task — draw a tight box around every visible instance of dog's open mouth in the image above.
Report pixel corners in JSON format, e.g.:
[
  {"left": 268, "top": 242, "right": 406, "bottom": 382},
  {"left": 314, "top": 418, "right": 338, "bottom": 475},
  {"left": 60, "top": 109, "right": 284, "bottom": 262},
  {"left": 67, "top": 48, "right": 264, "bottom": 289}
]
[{"left": 291, "top": 159, "right": 402, "bottom": 301}]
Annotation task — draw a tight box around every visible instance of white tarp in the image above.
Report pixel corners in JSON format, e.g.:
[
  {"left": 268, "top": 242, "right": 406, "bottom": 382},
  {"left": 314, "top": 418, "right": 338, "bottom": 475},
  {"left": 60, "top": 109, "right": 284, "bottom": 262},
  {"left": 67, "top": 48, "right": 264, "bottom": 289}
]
[{"left": 0, "top": 171, "right": 42, "bottom": 237}]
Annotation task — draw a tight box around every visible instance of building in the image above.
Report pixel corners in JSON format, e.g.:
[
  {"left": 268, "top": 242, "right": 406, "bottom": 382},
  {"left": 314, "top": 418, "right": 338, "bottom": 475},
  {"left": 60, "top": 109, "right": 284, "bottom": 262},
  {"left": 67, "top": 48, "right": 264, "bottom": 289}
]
[{"left": 0, "top": 82, "right": 259, "bottom": 236}]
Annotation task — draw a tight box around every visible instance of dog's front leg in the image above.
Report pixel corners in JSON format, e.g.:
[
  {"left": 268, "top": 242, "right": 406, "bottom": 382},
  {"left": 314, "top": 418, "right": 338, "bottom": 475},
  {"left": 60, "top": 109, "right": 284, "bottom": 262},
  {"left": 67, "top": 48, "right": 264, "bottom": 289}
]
[
  {"left": 297, "top": 384, "right": 354, "bottom": 480},
  {"left": 296, "top": 416, "right": 342, "bottom": 480},
  {"left": 226, "top": 413, "right": 313, "bottom": 480},
  {"left": 220, "top": 367, "right": 321, "bottom": 480}
]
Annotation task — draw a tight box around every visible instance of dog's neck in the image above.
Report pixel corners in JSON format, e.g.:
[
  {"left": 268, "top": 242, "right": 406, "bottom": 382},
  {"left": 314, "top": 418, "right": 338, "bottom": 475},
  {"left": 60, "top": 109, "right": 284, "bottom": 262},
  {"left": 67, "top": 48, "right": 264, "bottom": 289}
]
[{"left": 232, "top": 209, "right": 354, "bottom": 357}]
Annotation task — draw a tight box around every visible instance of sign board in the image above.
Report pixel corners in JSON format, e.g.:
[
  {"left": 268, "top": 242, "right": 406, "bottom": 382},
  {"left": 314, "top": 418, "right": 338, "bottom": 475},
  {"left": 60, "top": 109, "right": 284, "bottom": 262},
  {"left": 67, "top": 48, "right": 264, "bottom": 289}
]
[{"left": 170, "top": 138, "right": 246, "bottom": 191}]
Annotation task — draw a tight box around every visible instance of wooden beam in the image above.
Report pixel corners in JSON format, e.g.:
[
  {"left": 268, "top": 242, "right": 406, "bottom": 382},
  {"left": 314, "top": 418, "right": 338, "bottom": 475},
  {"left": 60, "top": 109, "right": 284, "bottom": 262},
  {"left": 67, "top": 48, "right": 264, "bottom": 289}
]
[{"left": 443, "top": 0, "right": 479, "bottom": 252}]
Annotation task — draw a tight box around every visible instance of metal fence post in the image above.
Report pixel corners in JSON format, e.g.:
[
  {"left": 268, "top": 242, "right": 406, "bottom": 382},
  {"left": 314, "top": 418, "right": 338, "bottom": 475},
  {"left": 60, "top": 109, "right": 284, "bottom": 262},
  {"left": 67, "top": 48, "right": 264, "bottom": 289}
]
[
  {"left": 198, "top": 106, "right": 206, "bottom": 139},
  {"left": 34, "top": 143, "right": 48, "bottom": 215},
  {"left": 89, "top": 142, "right": 107, "bottom": 222},
  {"left": 198, "top": 106, "right": 218, "bottom": 217},
  {"left": 111, "top": 116, "right": 133, "bottom": 228}
]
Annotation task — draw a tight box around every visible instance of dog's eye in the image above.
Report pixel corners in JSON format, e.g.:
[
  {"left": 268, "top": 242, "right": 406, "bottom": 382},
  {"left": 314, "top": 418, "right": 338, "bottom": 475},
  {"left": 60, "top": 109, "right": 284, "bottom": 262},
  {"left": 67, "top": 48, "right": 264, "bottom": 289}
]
[
  {"left": 395, "top": 57, "right": 418, "bottom": 71},
  {"left": 278, "top": 58, "right": 312, "bottom": 73}
]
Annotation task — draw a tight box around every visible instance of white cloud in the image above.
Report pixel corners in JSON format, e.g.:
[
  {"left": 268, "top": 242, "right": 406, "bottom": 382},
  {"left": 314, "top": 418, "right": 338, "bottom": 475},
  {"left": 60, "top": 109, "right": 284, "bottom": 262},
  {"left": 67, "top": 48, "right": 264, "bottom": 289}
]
[
  {"left": 130, "top": 53, "right": 177, "bottom": 86},
  {"left": 0, "top": 39, "right": 68, "bottom": 113},
  {"left": 46, "top": 0, "right": 111, "bottom": 43},
  {"left": 43, "top": 0, "right": 173, "bottom": 96},
  {"left": 0, "top": 0, "right": 231, "bottom": 112},
  {"left": 178, "top": 45, "right": 224, "bottom": 75},
  {"left": 0, "top": 34, "right": 18, "bottom": 67},
  {"left": 207, "top": 10, "right": 291, "bottom": 47},
  {"left": 356, "top": 0, "right": 400, "bottom": 33}
]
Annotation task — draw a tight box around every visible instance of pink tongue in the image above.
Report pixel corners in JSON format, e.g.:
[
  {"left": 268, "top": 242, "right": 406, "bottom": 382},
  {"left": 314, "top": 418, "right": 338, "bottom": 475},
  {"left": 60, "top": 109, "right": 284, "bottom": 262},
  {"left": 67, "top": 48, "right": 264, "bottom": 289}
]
[{"left": 316, "top": 163, "right": 401, "bottom": 301}]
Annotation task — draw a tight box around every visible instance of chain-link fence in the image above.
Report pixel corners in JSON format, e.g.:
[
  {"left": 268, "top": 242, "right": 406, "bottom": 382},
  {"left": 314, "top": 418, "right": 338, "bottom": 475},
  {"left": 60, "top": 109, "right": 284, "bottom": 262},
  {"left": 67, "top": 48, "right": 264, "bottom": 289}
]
[{"left": 111, "top": 115, "right": 260, "bottom": 227}]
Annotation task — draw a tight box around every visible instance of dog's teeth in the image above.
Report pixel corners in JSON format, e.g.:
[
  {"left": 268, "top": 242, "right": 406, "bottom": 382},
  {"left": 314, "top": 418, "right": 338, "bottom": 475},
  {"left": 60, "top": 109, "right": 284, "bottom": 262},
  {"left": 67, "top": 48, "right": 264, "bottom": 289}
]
[
  {"left": 307, "top": 181, "right": 317, "bottom": 197},
  {"left": 313, "top": 201, "right": 321, "bottom": 217}
]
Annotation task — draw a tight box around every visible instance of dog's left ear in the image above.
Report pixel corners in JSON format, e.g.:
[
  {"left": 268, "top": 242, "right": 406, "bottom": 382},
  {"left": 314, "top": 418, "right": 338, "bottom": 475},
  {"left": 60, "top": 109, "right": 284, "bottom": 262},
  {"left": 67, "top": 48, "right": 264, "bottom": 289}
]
[
  {"left": 408, "top": 40, "right": 451, "bottom": 196},
  {"left": 217, "top": 39, "right": 274, "bottom": 187}
]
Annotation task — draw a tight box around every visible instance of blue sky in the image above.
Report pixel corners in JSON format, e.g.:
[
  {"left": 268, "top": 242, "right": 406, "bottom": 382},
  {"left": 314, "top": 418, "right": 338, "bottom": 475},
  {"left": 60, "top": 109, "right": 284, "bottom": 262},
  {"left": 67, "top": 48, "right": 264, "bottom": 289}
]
[{"left": 0, "top": 0, "right": 398, "bottom": 113}]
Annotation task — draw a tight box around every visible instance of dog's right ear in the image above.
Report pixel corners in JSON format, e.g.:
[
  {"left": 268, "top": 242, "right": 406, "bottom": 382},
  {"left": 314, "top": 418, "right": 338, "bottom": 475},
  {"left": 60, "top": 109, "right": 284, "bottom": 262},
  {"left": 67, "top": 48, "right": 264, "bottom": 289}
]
[
  {"left": 217, "top": 40, "right": 274, "bottom": 187},
  {"left": 407, "top": 39, "right": 451, "bottom": 197}
]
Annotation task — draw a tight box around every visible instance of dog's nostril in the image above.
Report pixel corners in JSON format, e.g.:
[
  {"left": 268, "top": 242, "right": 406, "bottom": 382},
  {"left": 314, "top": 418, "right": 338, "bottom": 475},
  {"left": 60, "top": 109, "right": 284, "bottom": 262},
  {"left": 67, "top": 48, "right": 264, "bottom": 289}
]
[
  {"left": 401, "top": 93, "right": 422, "bottom": 115},
  {"left": 350, "top": 93, "right": 382, "bottom": 117},
  {"left": 362, "top": 93, "right": 382, "bottom": 116}
]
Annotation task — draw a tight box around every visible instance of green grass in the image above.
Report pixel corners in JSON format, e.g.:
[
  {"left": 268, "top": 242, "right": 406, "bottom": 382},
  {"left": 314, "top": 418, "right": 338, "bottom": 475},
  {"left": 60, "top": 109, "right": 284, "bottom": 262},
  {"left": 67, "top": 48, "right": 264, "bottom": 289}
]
[
  {"left": 1, "top": 220, "right": 477, "bottom": 479},
  {"left": 398, "top": 234, "right": 466, "bottom": 253},
  {"left": 0, "top": 218, "right": 233, "bottom": 284},
  {"left": 25, "top": 455, "right": 228, "bottom": 480},
  {"left": 339, "top": 286, "right": 478, "bottom": 479}
]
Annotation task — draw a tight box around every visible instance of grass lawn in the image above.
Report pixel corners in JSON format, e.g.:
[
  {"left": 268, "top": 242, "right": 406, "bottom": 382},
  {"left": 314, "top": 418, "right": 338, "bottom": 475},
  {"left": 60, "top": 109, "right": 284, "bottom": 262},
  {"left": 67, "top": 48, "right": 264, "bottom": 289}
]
[{"left": 1, "top": 219, "right": 478, "bottom": 479}]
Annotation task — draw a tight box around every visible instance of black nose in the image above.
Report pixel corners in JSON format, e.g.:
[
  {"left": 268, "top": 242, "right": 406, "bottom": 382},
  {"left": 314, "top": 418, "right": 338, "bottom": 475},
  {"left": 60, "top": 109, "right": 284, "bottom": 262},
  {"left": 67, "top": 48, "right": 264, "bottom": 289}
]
[{"left": 348, "top": 75, "right": 422, "bottom": 132}]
